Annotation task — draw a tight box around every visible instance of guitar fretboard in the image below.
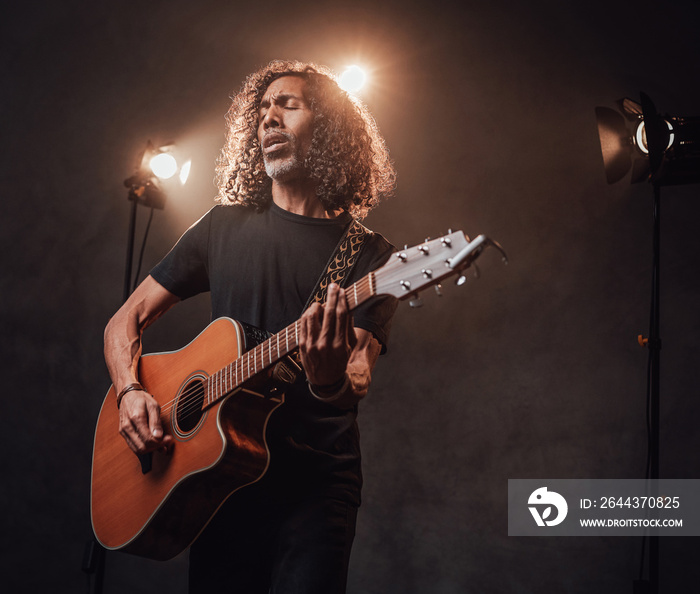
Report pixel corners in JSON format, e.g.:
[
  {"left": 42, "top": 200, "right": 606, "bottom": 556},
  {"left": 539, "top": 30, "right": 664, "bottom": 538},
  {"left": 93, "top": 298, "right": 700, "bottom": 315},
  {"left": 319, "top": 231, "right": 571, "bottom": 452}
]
[{"left": 203, "top": 273, "right": 376, "bottom": 408}]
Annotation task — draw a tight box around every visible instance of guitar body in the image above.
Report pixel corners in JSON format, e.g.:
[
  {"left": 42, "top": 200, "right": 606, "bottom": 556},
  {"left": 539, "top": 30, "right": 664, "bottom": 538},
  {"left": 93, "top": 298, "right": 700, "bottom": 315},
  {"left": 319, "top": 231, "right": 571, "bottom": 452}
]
[{"left": 91, "top": 318, "right": 283, "bottom": 561}]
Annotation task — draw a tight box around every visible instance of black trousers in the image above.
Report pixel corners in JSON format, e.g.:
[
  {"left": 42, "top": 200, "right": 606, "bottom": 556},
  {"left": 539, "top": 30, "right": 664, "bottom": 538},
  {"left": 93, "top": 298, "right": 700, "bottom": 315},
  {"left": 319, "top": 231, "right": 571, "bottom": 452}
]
[{"left": 188, "top": 480, "right": 358, "bottom": 594}]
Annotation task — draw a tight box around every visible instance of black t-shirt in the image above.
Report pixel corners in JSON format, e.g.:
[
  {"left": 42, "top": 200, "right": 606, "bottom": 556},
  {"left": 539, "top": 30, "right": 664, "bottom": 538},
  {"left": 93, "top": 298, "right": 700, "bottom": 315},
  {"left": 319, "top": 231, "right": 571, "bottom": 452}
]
[{"left": 150, "top": 201, "right": 397, "bottom": 504}]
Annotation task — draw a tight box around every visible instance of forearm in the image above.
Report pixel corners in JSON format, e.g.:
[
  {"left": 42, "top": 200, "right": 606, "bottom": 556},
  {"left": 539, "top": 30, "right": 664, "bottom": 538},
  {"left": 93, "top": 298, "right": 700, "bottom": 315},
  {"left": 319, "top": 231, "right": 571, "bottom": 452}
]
[
  {"left": 104, "top": 308, "right": 145, "bottom": 394},
  {"left": 103, "top": 275, "right": 179, "bottom": 394}
]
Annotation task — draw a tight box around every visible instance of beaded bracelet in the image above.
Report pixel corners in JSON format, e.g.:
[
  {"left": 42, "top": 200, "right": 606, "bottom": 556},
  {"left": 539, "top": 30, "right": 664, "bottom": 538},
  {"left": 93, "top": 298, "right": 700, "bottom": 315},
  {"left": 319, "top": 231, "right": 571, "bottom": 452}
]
[{"left": 116, "top": 382, "right": 144, "bottom": 409}]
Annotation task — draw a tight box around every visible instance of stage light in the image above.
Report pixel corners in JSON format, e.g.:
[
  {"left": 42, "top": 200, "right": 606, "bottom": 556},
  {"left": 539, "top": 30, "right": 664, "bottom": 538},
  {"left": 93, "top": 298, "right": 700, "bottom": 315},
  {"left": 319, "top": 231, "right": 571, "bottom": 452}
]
[
  {"left": 339, "top": 65, "right": 367, "bottom": 94},
  {"left": 595, "top": 93, "right": 700, "bottom": 186},
  {"left": 124, "top": 141, "right": 191, "bottom": 210},
  {"left": 149, "top": 153, "right": 178, "bottom": 180},
  {"left": 595, "top": 92, "right": 700, "bottom": 594}
]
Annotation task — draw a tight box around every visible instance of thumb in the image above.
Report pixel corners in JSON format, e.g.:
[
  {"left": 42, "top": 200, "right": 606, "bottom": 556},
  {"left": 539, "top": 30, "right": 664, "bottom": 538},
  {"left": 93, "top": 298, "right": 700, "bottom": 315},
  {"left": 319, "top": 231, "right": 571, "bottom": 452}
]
[{"left": 146, "top": 397, "right": 164, "bottom": 438}]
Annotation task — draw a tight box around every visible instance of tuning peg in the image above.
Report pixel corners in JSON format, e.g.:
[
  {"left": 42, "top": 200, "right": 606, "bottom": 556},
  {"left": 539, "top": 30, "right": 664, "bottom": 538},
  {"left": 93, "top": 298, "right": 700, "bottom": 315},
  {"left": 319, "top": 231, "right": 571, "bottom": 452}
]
[
  {"left": 409, "top": 297, "right": 423, "bottom": 308},
  {"left": 434, "top": 284, "right": 442, "bottom": 297},
  {"left": 456, "top": 263, "right": 480, "bottom": 285}
]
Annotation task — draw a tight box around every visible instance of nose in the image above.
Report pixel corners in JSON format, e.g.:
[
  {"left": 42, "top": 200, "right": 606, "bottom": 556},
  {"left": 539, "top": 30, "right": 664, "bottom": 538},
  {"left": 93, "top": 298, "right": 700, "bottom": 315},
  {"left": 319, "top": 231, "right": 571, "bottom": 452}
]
[{"left": 262, "top": 105, "right": 281, "bottom": 130}]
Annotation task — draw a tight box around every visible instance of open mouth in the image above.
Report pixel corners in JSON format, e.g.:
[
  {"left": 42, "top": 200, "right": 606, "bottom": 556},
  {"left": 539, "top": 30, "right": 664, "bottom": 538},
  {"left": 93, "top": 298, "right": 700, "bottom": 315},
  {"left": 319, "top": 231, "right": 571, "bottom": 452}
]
[{"left": 263, "top": 133, "right": 289, "bottom": 153}]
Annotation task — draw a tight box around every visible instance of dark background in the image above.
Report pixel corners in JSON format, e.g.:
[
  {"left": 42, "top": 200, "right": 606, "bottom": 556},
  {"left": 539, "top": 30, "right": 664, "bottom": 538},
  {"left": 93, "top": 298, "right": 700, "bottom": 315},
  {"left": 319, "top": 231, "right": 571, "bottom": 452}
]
[{"left": 3, "top": 0, "right": 700, "bottom": 592}]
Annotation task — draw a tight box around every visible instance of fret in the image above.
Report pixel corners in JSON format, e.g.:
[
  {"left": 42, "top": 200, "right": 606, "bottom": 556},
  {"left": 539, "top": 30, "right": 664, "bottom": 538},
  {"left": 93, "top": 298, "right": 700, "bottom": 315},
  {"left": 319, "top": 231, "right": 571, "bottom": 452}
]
[{"left": 202, "top": 271, "right": 380, "bottom": 409}]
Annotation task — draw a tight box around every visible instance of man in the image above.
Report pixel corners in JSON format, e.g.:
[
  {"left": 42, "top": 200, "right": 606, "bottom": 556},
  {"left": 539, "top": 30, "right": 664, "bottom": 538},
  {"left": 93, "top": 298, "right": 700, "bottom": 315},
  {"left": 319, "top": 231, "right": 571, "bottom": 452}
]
[{"left": 104, "top": 60, "right": 397, "bottom": 593}]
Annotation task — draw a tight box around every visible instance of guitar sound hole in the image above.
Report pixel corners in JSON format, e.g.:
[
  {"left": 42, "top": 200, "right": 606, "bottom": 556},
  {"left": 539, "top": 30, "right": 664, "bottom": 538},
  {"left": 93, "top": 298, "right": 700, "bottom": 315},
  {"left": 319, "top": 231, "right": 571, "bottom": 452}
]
[{"left": 176, "top": 379, "right": 205, "bottom": 433}]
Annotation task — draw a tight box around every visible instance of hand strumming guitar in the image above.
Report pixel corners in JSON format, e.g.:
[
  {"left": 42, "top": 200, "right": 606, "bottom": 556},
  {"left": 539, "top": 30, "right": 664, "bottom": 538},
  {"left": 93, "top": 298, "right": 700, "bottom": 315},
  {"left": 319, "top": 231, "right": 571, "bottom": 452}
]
[{"left": 118, "top": 388, "right": 173, "bottom": 455}]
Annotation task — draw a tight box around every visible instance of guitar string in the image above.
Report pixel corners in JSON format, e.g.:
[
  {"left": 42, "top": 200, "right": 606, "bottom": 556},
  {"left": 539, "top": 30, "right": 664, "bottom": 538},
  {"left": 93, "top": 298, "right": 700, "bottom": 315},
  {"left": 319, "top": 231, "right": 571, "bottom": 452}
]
[
  {"left": 157, "top": 320, "right": 302, "bottom": 421},
  {"left": 149, "top": 275, "right": 376, "bottom": 424},
  {"left": 164, "top": 273, "right": 374, "bottom": 420},
  {"left": 162, "top": 272, "right": 375, "bottom": 420}
]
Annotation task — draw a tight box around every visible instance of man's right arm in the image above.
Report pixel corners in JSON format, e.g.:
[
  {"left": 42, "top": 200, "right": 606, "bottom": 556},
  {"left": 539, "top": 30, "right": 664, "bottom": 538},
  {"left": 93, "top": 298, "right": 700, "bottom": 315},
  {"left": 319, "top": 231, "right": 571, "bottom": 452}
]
[{"left": 104, "top": 275, "right": 180, "bottom": 455}]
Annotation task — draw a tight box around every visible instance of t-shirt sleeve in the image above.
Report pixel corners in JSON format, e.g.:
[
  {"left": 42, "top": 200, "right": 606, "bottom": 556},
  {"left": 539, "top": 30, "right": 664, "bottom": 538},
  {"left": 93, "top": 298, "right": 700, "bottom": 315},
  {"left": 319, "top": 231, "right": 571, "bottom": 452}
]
[
  {"left": 149, "top": 208, "right": 212, "bottom": 300},
  {"left": 350, "top": 233, "right": 398, "bottom": 353}
]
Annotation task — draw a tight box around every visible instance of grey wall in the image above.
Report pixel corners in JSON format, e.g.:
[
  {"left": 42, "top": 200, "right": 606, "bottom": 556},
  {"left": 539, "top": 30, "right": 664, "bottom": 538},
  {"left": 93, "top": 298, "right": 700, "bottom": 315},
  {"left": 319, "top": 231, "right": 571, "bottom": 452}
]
[{"left": 3, "top": 0, "right": 700, "bottom": 592}]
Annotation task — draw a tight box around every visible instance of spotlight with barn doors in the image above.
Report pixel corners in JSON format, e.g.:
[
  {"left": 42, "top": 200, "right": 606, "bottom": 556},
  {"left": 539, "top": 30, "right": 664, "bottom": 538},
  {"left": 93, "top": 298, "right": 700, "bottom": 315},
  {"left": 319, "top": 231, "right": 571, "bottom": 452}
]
[
  {"left": 595, "top": 93, "right": 700, "bottom": 594},
  {"left": 595, "top": 93, "right": 700, "bottom": 186}
]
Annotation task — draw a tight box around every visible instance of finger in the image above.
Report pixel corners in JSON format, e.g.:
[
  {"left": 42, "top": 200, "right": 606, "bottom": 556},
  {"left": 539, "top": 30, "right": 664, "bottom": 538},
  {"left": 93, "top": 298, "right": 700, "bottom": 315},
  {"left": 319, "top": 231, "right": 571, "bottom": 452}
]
[
  {"left": 146, "top": 396, "right": 164, "bottom": 439},
  {"left": 334, "top": 288, "right": 348, "bottom": 343},
  {"left": 297, "top": 316, "right": 305, "bottom": 350},
  {"left": 130, "top": 410, "right": 153, "bottom": 452},
  {"left": 119, "top": 396, "right": 149, "bottom": 453},
  {"left": 305, "top": 303, "right": 323, "bottom": 344},
  {"left": 299, "top": 304, "right": 317, "bottom": 349},
  {"left": 119, "top": 425, "right": 138, "bottom": 453},
  {"left": 322, "top": 284, "right": 338, "bottom": 340}
]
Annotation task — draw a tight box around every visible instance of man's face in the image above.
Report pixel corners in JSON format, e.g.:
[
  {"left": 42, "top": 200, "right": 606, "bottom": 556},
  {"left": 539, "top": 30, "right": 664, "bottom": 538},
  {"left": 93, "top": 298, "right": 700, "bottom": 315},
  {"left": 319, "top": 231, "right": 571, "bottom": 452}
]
[{"left": 257, "top": 76, "right": 314, "bottom": 182}]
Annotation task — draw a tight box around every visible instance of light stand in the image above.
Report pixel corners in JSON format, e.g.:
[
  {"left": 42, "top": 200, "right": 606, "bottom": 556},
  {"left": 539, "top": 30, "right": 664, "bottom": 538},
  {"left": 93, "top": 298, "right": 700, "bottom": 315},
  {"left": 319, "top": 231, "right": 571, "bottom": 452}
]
[{"left": 596, "top": 93, "right": 700, "bottom": 594}]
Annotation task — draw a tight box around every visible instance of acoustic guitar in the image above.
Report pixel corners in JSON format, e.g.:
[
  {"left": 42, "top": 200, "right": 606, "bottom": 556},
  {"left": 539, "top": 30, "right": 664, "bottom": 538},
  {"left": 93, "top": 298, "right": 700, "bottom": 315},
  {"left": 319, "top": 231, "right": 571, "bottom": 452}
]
[{"left": 91, "top": 231, "right": 505, "bottom": 560}]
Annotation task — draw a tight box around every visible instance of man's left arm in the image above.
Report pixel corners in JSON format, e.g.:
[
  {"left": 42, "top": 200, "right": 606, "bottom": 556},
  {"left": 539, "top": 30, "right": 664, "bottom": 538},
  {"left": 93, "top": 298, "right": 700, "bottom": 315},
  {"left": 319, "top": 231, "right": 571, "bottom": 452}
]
[{"left": 298, "top": 283, "right": 382, "bottom": 409}]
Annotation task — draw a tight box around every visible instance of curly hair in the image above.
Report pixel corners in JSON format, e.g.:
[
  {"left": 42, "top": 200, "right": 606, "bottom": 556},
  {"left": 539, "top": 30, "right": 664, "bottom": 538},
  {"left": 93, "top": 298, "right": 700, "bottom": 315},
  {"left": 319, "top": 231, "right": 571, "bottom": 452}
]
[{"left": 215, "top": 60, "right": 395, "bottom": 219}]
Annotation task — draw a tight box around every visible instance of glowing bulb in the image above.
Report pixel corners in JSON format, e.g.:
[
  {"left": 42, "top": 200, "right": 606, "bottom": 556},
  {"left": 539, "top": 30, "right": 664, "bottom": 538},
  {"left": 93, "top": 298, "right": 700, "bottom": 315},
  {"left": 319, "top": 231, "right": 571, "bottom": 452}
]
[
  {"left": 149, "top": 153, "right": 177, "bottom": 179},
  {"left": 179, "top": 160, "right": 192, "bottom": 185},
  {"left": 634, "top": 120, "right": 675, "bottom": 155},
  {"left": 339, "top": 65, "right": 367, "bottom": 93}
]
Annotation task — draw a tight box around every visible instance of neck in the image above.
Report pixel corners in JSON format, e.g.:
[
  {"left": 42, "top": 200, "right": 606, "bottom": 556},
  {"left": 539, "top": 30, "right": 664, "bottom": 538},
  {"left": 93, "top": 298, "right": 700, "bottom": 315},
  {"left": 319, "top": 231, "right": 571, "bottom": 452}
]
[{"left": 271, "top": 178, "right": 337, "bottom": 218}]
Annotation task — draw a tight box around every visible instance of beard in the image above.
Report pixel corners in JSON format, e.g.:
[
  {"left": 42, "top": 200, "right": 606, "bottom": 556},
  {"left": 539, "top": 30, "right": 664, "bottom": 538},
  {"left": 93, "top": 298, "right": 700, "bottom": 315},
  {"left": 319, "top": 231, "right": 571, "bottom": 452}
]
[{"left": 262, "top": 131, "right": 307, "bottom": 182}]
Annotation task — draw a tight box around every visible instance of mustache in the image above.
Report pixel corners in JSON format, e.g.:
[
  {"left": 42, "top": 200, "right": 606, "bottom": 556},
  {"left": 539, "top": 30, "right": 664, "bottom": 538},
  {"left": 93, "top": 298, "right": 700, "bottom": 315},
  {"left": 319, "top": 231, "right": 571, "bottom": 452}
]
[{"left": 262, "top": 130, "right": 295, "bottom": 147}]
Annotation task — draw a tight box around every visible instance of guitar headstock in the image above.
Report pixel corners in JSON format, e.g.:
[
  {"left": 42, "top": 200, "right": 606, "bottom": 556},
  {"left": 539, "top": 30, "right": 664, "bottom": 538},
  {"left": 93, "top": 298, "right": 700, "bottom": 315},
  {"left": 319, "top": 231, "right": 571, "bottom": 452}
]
[{"left": 374, "top": 231, "right": 506, "bottom": 301}]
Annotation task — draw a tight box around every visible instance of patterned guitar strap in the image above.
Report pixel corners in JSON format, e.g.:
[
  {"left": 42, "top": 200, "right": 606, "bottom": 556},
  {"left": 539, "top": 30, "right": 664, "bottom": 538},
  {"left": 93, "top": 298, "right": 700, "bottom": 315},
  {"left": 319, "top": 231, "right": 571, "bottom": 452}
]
[{"left": 272, "top": 218, "right": 370, "bottom": 386}]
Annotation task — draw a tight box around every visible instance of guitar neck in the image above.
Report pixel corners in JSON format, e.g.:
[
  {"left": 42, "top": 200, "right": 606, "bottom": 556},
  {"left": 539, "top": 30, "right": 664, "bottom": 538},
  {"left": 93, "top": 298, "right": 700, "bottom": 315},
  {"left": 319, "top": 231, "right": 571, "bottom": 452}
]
[{"left": 203, "top": 273, "right": 377, "bottom": 408}]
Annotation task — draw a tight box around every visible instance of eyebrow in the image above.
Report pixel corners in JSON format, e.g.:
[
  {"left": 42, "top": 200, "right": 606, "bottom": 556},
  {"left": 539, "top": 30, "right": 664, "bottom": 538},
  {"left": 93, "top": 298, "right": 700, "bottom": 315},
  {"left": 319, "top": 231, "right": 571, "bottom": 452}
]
[{"left": 259, "top": 92, "right": 306, "bottom": 109}]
